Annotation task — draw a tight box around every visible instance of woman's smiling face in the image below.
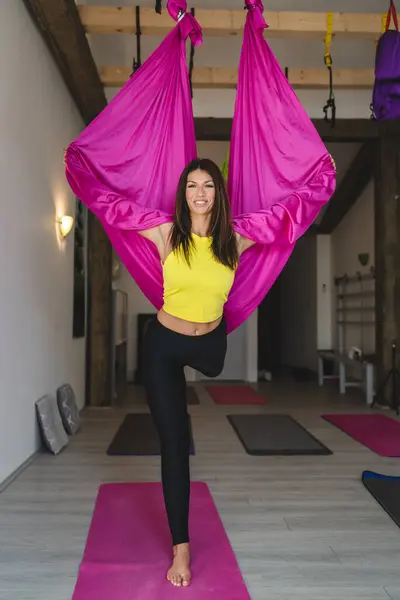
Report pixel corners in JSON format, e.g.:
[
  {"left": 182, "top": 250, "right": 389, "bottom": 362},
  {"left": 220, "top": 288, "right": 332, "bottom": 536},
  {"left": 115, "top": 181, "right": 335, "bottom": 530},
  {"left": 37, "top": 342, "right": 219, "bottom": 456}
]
[{"left": 185, "top": 169, "right": 216, "bottom": 216}]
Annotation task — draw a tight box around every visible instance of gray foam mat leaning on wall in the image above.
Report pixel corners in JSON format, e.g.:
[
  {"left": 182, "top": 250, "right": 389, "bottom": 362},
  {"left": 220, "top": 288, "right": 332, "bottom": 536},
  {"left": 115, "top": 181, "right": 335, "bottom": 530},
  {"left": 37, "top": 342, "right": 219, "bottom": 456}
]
[
  {"left": 36, "top": 393, "right": 69, "bottom": 455},
  {"left": 57, "top": 383, "right": 81, "bottom": 435}
]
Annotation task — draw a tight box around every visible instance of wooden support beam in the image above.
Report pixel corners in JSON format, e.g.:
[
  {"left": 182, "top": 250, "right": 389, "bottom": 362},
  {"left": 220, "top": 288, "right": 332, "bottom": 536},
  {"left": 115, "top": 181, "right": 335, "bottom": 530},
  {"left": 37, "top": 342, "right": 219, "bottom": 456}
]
[
  {"left": 312, "top": 119, "right": 380, "bottom": 142},
  {"left": 79, "top": 6, "right": 385, "bottom": 39},
  {"left": 194, "top": 118, "right": 381, "bottom": 143},
  {"left": 195, "top": 118, "right": 233, "bottom": 142},
  {"left": 100, "top": 66, "right": 375, "bottom": 90},
  {"left": 85, "top": 216, "right": 113, "bottom": 408},
  {"left": 22, "top": 0, "right": 113, "bottom": 408},
  {"left": 374, "top": 135, "right": 400, "bottom": 408},
  {"left": 23, "top": 0, "right": 106, "bottom": 123},
  {"left": 100, "top": 66, "right": 235, "bottom": 89},
  {"left": 287, "top": 68, "right": 374, "bottom": 89},
  {"left": 319, "top": 142, "right": 375, "bottom": 233}
]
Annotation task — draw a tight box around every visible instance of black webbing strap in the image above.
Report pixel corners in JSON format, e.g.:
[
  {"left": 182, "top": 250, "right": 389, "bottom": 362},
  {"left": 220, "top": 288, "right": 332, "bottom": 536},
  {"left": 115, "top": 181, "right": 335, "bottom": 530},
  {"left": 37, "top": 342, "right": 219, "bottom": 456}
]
[
  {"left": 323, "top": 60, "right": 336, "bottom": 127},
  {"left": 131, "top": 6, "right": 142, "bottom": 75},
  {"left": 188, "top": 8, "right": 195, "bottom": 98},
  {"left": 323, "top": 13, "right": 336, "bottom": 127}
]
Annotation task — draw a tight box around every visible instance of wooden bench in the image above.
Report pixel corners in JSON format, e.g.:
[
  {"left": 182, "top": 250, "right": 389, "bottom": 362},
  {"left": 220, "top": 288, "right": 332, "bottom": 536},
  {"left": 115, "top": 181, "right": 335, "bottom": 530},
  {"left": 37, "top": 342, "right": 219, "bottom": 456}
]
[{"left": 317, "top": 350, "right": 374, "bottom": 406}]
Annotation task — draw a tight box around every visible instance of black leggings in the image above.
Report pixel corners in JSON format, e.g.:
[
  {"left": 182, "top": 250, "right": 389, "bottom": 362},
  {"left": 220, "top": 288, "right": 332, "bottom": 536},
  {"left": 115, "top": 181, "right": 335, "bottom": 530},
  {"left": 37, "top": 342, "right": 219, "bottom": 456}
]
[{"left": 143, "top": 316, "right": 227, "bottom": 545}]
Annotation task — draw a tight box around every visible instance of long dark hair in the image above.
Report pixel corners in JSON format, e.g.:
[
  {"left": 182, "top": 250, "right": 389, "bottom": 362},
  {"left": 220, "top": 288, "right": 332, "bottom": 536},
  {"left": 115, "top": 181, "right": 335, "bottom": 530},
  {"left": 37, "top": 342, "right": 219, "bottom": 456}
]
[{"left": 169, "top": 158, "right": 238, "bottom": 270}]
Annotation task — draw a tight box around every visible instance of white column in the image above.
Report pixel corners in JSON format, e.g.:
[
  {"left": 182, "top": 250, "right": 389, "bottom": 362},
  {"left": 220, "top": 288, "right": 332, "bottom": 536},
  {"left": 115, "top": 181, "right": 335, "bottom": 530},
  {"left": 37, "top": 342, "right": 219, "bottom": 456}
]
[
  {"left": 246, "top": 309, "right": 258, "bottom": 382},
  {"left": 316, "top": 234, "right": 333, "bottom": 350}
]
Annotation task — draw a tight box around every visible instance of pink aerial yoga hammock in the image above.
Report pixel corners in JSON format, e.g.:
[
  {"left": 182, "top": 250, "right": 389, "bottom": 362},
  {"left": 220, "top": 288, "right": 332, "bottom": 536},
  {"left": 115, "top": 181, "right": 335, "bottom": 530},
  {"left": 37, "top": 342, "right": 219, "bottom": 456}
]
[{"left": 65, "top": 0, "right": 335, "bottom": 334}]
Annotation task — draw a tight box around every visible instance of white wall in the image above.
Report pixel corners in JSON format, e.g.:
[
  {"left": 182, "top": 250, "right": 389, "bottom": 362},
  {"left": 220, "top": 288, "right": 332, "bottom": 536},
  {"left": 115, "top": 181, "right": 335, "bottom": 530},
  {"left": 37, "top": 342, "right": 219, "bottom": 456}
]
[
  {"left": 280, "top": 235, "right": 318, "bottom": 372},
  {"left": 272, "top": 152, "right": 375, "bottom": 372},
  {"left": 314, "top": 141, "right": 375, "bottom": 357},
  {"left": 333, "top": 180, "right": 375, "bottom": 278},
  {"left": 197, "top": 141, "right": 229, "bottom": 167},
  {"left": 0, "top": 1, "right": 86, "bottom": 484},
  {"left": 332, "top": 180, "right": 375, "bottom": 356}
]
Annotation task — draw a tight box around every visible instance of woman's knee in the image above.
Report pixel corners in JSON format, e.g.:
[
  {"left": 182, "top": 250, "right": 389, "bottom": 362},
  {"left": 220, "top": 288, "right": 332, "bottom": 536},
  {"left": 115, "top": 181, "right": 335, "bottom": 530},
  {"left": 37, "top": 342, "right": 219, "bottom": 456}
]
[{"left": 201, "top": 357, "right": 225, "bottom": 378}]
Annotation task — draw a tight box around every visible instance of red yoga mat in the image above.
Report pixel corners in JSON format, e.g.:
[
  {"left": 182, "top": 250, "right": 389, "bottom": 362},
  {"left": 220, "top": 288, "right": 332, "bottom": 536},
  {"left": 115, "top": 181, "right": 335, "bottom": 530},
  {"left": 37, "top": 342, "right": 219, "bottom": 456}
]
[
  {"left": 72, "top": 482, "right": 250, "bottom": 600},
  {"left": 322, "top": 414, "right": 400, "bottom": 457},
  {"left": 206, "top": 385, "right": 267, "bottom": 405}
]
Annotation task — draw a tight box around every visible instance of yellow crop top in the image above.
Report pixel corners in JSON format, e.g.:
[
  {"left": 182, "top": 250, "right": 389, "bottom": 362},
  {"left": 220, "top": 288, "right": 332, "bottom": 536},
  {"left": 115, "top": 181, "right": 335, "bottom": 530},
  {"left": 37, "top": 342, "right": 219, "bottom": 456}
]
[{"left": 162, "top": 234, "right": 236, "bottom": 323}]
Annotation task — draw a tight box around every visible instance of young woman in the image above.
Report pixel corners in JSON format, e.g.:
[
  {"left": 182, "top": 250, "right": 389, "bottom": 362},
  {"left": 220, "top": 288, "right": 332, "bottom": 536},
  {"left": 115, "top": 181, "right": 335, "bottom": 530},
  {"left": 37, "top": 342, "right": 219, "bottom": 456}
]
[
  {"left": 64, "top": 144, "right": 335, "bottom": 587},
  {"left": 64, "top": 0, "right": 336, "bottom": 589},
  {"left": 138, "top": 151, "right": 335, "bottom": 587},
  {"left": 138, "top": 157, "right": 255, "bottom": 588}
]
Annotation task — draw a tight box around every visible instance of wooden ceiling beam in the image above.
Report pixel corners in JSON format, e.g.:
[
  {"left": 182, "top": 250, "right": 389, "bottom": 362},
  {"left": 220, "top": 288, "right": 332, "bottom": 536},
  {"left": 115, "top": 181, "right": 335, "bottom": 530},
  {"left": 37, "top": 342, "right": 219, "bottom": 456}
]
[
  {"left": 318, "top": 141, "right": 376, "bottom": 233},
  {"left": 23, "top": 0, "right": 106, "bottom": 124},
  {"left": 194, "top": 118, "right": 381, "bottom": 143},
  {"left": 100, "top": 66, "right": 375, "bottom": 90},
  {"left": 78, "top": 6, "right": 385, "bottom": 39}
]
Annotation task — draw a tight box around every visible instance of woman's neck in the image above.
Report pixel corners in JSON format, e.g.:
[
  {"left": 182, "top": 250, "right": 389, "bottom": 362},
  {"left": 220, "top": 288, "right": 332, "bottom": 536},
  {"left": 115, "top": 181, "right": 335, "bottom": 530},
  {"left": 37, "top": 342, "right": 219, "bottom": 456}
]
[{"left": 190, "top": 215, "right": 211, "bottom": 238}]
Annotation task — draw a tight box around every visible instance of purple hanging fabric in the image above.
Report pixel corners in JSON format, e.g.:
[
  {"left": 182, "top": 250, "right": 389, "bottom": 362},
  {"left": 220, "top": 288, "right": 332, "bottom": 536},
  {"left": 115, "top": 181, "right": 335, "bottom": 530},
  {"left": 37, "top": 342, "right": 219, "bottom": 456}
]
[
  {"left": 65, "top": 0, "right": 335, "bottom": 334},
  {"left": 65, "top": 3, "right": 201, "bottom": 308},
  {"left": 224, "top": 0, "right": 336, "bottom": 331},
  {"left": 372, "top": 1, "right": 400, "bottom": 119}
]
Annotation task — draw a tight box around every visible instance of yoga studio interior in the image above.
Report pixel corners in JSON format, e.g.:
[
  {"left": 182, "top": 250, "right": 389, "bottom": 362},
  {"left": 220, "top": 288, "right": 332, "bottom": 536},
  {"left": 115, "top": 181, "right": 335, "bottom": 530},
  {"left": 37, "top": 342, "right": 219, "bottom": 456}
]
[{"left": 2, "top": 0, "right": 400, "bottom": 599}]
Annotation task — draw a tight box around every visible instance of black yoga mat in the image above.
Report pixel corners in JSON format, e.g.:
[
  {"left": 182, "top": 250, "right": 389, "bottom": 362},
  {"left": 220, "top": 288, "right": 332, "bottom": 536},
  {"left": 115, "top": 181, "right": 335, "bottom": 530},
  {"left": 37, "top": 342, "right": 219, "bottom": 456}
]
[
  {"left": 227, "top": 414, "right": 332, "bottom": 456},
  {"left": 107, "top": 413, "right": 195, "bottom": 456},
  {"left": 362, "top": 470, "right": 400, "bottom": 528}
]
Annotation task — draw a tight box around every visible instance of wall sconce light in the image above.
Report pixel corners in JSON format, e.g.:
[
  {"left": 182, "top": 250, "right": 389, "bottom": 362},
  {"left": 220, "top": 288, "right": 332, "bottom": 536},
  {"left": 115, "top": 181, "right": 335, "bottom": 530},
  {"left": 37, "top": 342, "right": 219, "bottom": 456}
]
[{"left": 57, "top": 215, "right": 74, "bottom": 238}]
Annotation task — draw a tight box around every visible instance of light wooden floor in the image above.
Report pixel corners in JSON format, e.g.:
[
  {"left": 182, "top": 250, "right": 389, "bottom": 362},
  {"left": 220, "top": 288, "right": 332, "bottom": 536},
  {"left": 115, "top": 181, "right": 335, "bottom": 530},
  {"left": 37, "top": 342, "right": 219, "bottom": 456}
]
[{"left": 1, "top": 380, "right": 400, "bottom": 600}]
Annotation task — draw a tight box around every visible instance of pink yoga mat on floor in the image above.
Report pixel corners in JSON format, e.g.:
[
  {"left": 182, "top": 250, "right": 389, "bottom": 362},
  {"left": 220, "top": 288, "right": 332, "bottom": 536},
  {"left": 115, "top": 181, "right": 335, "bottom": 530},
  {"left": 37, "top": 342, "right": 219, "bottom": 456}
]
[
  {"left": 72, "top": 482, "right": 250, "bottom": 600},
  {"left": 206, "top": 385, "right": 267, "bottom": 405},
  {"left": 322, "top": 414, "right": 400, "bottom": 457}
]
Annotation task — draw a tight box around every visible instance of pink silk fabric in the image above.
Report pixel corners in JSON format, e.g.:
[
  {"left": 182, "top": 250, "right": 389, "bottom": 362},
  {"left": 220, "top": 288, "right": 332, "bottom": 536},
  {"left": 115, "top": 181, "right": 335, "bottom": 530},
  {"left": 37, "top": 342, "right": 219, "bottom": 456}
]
[{"left": 65, "top": 0, "right": 335, "bottom": 333}]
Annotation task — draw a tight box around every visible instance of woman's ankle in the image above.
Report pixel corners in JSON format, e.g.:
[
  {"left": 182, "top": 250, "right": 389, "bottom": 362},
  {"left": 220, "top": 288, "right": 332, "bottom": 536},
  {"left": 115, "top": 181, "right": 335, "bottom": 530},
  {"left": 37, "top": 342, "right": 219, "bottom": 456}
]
[{"left": 173, "top": 542, "right": 190, "bottom": 555}]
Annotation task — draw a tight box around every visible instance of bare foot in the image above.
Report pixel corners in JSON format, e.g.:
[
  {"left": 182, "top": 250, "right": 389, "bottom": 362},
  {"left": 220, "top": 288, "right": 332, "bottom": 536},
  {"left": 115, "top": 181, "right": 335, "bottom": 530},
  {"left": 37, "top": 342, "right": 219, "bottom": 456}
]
[{"left": 166, "top": 543, "right": 191, "bottom": 587}]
